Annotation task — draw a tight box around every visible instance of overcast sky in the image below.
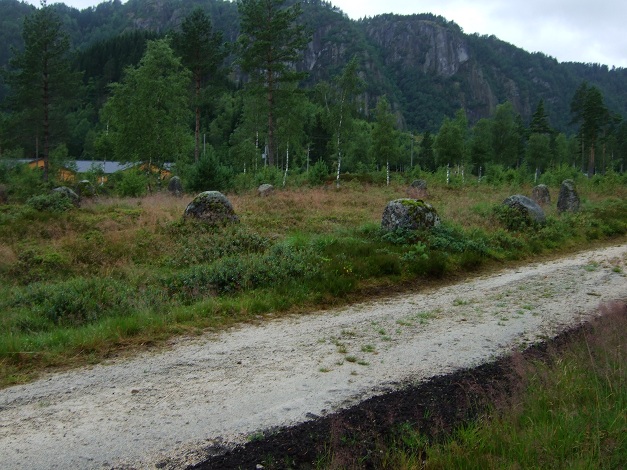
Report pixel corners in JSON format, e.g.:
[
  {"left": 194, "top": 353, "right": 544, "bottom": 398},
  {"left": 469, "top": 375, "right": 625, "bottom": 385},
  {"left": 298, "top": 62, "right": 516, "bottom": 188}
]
[{"left": 32, "top": 0, "right": 627, "bottom": 68}]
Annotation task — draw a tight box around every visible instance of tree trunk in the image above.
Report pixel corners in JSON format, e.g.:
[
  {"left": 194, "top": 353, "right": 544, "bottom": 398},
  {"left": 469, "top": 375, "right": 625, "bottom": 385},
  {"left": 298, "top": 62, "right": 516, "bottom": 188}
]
[
  {"left": 588, "top": 141, "right": 595, "bottom": 177},
  {"left": 194, "top": 71, "right": 201, "bottom": 163},
  {"left": 266, "top": 68, "right": 275, "bottom": 166},
  {"left": 43, "top": 53, "right": 50, "bottom": 182}
]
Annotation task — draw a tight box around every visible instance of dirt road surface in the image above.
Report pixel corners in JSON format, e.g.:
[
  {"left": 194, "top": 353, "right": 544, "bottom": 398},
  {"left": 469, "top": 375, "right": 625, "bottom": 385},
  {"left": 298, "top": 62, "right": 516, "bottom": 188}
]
[{"left": 1, "top": 243, "right": 625, "bottom": 469}]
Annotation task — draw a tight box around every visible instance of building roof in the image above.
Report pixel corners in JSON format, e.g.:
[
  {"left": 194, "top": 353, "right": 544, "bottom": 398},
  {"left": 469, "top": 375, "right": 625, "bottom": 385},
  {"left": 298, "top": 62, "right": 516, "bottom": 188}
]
[{"left": 7, "top": 159, "right": 172, "bottom": 174}]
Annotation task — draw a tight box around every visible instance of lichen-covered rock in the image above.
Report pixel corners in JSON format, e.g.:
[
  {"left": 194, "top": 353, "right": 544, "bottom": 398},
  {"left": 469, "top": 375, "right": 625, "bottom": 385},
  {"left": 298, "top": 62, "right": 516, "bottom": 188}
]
[
  {"left": 184, "top": 191, "right": 239, "bottom": 225},
  {"left": 76, "top": 180, "right": 96, "bottom": 198},
  {"left": 410, "top": 179, "right": 427, "bottom": 190},
  {"left": 531, "top": 184, "right": 550, "bottom": 205},
  {"left": 381, "top": 199, "right": 441, "bottom": 232},
  {"left": 52, "top": 186, "right": 81, "bottom": 207},
  {"left": 168, "top": 176, "right": 183, "bottom": 196},
  {"left": 502, "top": 194, "right": 546, "bottom": 224},
  {"left": 557, "top": 179, "right": 580, "bottom": 213},
  {"left": 257, "top": 183, "right": 274, "bottom": 197}
]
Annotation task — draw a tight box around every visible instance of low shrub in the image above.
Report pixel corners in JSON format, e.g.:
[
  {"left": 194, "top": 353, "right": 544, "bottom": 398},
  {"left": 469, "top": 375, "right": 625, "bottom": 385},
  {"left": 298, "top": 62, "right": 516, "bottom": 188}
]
[
  {"left": 26, "top": 192, "right": 74, "bottom": 213},
  {"left": 6, "top": 278, "right": 142, "bottom": 328}
]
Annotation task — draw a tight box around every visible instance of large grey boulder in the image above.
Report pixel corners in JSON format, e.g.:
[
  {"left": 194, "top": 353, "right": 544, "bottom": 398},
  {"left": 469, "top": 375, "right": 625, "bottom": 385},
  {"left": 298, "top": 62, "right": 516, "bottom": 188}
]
[
  {"left": 184, "top": 191, "right": 239, "bottom": 225},
  {"left": 531, "top": 184, "right": 550, "bottom": 205},
  {"left": 168, "top": 176, "right": 183, "bottom": 196},
  {"left": 257, "top": 183, "right": 274, "bottom": 197},
  {"left": 557, "top": 179, "right": 580, "bottom": 213},
  {"left": 502, "top": 194, "right": 546, "bottom": 225},
  {"left": 52, "top": 186, "right": 81, "bottom": 207},
  {"left": 381, "top": 199, "right": 441, "bottom": 232}
]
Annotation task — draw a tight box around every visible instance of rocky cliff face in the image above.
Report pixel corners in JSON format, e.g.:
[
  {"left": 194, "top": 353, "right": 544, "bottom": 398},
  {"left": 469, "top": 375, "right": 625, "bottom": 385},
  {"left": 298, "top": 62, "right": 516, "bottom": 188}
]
[{"left": 364, "top": 16, "right": 470, "bottom": 77}]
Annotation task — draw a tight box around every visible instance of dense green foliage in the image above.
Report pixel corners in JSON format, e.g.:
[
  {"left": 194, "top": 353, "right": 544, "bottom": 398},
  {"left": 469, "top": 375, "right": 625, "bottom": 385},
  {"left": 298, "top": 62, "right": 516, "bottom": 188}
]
[{"left": 1, "top": 0, "right": 626, "bottom": 177}]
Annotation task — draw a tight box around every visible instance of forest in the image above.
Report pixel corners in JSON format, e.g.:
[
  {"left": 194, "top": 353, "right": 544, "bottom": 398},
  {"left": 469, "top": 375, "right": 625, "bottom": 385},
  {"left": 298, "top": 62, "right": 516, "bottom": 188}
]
[{"left": 0, "top": 0, "right": 626, "bottom": 196}]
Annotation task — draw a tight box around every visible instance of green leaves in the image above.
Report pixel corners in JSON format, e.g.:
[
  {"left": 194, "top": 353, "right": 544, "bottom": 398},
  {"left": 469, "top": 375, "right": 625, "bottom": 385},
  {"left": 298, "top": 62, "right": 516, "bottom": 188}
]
[{"left": 101, "top": 39, "right": 193, "bottom": 167}]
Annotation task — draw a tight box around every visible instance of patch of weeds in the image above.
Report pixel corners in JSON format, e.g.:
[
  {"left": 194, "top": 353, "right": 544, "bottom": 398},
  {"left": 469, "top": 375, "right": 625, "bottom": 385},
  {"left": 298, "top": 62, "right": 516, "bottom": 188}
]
[
  {"left": 396, "top": 319, "right": 412, "bottom": 327},
  {"left": 345, "top": 356, "right": 358, "bottom": 363},
  {"left": 361, "top": 344, "right": 376, "bottom": 353},
  {"left": 583, "top": 263, "right": 599, "bottom": 272},
  {"left": 414, "top": 311, "right": 437, "bottom": 324},
  {"left": 336, "top": 343, "right": 348, "bottom": 354},
  {"left": 357, "top": 359, "right": 369, "bottom": 366},
  {"left": 453, "top": 298, "right": 469, "bottom": 306},
  {"left": 247, "top": 431, "right": 265, "bottom": 442},
  {"left": 319, "top": 367, "right": 331, "bottom": 373}
]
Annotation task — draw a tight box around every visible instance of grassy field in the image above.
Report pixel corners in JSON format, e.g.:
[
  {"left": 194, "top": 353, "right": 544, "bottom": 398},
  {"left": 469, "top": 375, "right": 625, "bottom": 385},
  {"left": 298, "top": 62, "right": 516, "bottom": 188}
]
[{"left": 0, "top": 177, "right": 626, "bottom": 387}]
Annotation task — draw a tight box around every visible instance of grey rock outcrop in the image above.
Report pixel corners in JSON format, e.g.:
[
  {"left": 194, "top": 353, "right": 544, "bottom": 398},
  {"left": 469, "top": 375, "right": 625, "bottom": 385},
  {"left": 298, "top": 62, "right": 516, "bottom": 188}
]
[
  {"left": 168, "top": 176, "right": 183, "bottom": 196},
  {"left": 257, "top": 184, "right": 274, "bottom": 197},
  {"left": 531, "top": 184, "right": 550, "bottom": 205},
  {"left": 184, "top": 191, "right": 239, "bottom": 225},
  {"left": 381, "top": 199, "right": 441, "bottom": 232},
  {"left": 52, "top": 186, "right": 81, "bottom": 207},
  {"left": 502, "top": 194, "right": 546, "bottom": 225},
  {"left": 557, "top": 179, "right": 580, "bottom": 213}
]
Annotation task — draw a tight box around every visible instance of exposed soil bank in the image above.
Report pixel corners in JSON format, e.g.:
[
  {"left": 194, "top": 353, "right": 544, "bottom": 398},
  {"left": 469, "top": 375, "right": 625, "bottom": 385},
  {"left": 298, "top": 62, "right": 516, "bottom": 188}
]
[{"left": 0, "top": 243, "right": 625, "bottom": 470}]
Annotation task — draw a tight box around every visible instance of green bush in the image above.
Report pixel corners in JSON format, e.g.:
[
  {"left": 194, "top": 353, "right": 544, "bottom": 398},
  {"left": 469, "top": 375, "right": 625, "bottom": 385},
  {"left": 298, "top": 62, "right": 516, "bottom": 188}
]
[
  {"left": 26, "top": 192, "right": 74, "bottom": 213},
  {"left": 539, "top": 164, "right": 582, "bottom": 187},
  {"left": 116, "top": 169, "right": 148, "bottom": 197},
  {"left": 163, "top": 243, "right": 321, "bottom": 301},
  {"left": 492, "top": 204, "right": 539, "bottom": 231},
  {"left": 183, "top": 150, "right": 233, "bottom": 193},
  {"left": 7, "top": 278, "right": 141, "bottom": 327},
  {"left": 307, "top": 160, "right": 330, "bottom": 186}
]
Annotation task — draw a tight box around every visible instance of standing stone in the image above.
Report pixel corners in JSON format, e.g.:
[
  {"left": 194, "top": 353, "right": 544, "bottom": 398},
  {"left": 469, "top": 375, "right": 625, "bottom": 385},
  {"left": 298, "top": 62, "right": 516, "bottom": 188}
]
[
  {"left": 531, "top": 184, "right": 550, "bottom": 205},
  {"left": 257, "top": 184, "right": 274, "bottom": 197},
  {"left": 502, "top": 195, "right": 546, "bottom": 225},
  {"left": 381, "top": 199, "right": 441, "bottom": 232},
  {"left": 168, "top": 176, "right": 183, "bottom": 196},
  {"left": 76, "top": 180, "right": 96, "bottom": 198},
  {"left": 557, "top": 179, "right": 580, "bottom": 213},
  {"left": 52, "top": 186, "right": 81, "bottom": 207},
  {"left": 410, "top": 179, "right": 427, "bottom": 190},
  {"left": 184, "top": 191, "right": 239, "bottom": 225}
]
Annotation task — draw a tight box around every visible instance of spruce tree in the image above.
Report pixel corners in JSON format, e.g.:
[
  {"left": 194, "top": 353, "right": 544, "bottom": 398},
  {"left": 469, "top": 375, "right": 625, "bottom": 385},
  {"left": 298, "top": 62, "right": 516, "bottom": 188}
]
[
  {"left": 7, "top": 0, "right": 80, "bottom": 181},
  {"left": 237, "top": 0, "right": 310, "bottom": 166},
  {"left": 172, "top": 8, "right": 226, "bottom": 163}
]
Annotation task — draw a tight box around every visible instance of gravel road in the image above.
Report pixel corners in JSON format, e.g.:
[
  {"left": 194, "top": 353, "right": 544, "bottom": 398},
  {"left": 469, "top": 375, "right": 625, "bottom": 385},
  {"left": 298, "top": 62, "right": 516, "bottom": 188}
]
[{"left": 1, "top": 243, "right": 625, "bottom": 470}]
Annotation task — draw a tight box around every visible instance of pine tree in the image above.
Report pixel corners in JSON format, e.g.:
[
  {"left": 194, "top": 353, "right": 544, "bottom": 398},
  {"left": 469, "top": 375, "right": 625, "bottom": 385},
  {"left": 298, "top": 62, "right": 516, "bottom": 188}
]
[
  {"left": 570, "top": 82, "right": 609, "bottom": 175},
  {"left": 529, "top": 99, "right": 553, "bottom": 135},
  {"left": 237, "top": 0, "right": 310, "bottom": 166},
  {"left": 7, "top": 0, "right": 81, "bottom": 181},
  {"left": 172, "top": 8, "right": 226, "bottom": 163}
]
